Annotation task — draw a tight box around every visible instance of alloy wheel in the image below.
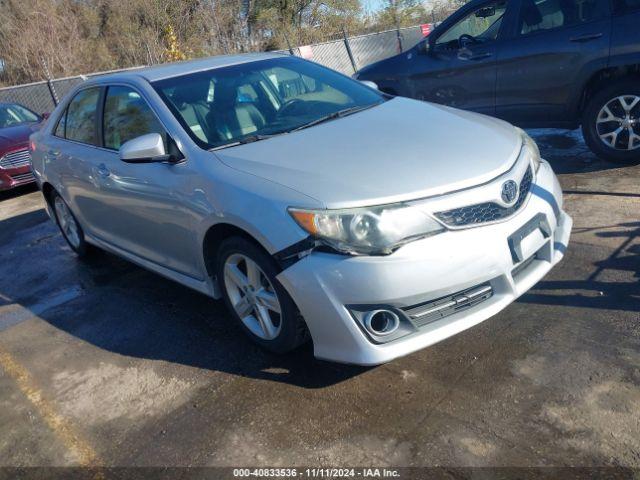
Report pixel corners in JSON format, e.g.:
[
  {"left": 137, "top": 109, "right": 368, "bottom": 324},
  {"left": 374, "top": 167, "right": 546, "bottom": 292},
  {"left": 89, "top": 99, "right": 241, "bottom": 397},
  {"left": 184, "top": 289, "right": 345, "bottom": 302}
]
[
  {"left": 54, "top": 196, "right": 81, "bottom": 249},
  {"left": 596, "top": 95, "right": 640, "bottom": 151},
  {"left": 223, "top": 253, "right": 282, "bottom": 341}
]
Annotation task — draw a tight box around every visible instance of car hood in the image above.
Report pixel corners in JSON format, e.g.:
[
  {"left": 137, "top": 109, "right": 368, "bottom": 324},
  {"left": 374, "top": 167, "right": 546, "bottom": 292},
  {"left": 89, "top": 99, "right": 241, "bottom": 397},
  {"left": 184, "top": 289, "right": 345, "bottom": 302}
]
[
  {"left": 0, "top": 123, "right": 40, "bottom": 152},
  {"left": 214, "top": 97, "right": 522, "bottom": 209}
]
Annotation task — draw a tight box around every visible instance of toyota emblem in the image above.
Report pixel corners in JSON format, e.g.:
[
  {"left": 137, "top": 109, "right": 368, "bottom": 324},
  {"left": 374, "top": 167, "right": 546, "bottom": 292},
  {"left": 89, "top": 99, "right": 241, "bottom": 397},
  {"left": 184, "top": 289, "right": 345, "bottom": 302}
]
[{"left": 501, "top": 180, "right": 519, "bottom": 205}]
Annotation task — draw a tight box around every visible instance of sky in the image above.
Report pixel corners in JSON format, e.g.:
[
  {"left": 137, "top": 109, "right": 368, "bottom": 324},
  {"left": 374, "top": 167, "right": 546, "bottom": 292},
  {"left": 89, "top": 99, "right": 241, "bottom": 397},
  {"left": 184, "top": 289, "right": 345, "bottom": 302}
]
[{"left": 363, "top": 0, "right": 432, "bottom": 14}]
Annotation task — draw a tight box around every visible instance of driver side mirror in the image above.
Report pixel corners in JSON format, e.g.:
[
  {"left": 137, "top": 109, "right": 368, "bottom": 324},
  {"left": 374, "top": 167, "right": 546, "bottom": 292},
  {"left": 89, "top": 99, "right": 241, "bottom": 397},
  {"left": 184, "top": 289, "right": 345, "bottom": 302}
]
[
  {"left": 359, "top": 80, "right": 379, "bottom": 90},
  {"left": 120, "top": 133, "right": 175, "bottom": 164}
]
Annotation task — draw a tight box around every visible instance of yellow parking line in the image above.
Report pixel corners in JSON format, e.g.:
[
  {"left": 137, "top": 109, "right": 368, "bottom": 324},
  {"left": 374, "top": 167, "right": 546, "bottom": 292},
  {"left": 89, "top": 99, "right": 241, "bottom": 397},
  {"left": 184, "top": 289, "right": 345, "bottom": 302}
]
[{"left": 0, "top": 349, "right": 101, "bottom": 467}]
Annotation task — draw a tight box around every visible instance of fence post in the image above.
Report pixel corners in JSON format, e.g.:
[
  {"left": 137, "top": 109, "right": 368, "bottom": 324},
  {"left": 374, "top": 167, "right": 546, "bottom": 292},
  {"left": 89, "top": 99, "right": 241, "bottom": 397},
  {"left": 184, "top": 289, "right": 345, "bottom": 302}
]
[
  {"left": 40, "top": 57, "right": 58, "bottom": 107},
  {"left": 284, "top": 32, "right": 295, "bottom": 55},
  {"left": 395, "top": 27, "right": 403, "bottom": 53},
  {"left": 342, "top": 27, "right": 358, "bottom": 74}
]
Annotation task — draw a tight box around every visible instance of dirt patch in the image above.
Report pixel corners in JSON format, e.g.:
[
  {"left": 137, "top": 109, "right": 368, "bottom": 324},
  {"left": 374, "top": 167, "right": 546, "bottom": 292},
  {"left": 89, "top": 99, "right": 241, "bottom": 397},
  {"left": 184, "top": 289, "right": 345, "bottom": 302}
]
[{"left": 52, "top": 363, "right": 199, "bottom": 426}]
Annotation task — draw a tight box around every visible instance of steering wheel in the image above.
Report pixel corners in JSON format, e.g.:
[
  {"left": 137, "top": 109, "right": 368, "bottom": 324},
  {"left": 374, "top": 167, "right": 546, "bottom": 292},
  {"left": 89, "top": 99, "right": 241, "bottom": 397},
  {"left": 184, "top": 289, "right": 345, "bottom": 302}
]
[
  {"left": 459, "top": 34, "right": 478, "bottom": 47},
  {"left": 278, "top": 98, "right": 305, "bottom": 116}
]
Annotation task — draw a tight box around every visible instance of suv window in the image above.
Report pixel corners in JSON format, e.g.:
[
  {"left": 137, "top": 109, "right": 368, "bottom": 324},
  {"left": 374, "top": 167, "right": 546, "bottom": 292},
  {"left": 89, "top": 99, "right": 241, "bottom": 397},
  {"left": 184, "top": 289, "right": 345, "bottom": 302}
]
[
  {"left": 437, "top": 1, "right": 508, "bottom": 45},
  {"left": 103, "top": 86, "right": 166, "bottom": 150},
  {"left": 518, "top": 0, "right": 609, "bottom": 34},
  {"left": 612, "top": 0, "right": 640, "bottom": 13},
  {"left": 64, "top": 88, "right": 100, "bottom": 145}
]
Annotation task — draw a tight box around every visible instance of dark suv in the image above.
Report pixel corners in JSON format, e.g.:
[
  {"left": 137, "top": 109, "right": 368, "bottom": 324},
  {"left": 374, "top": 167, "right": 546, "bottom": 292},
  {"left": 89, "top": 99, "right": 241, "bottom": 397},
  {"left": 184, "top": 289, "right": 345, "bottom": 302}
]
[{"left": 356, "top": 0, "right": 640, "bottom": 163}]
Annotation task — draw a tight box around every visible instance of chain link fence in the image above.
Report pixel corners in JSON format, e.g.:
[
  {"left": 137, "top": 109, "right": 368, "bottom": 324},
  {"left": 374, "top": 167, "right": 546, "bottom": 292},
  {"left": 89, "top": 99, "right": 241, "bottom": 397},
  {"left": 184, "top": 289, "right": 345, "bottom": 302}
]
[{"left": 0, "top": 25, "right": 429, "bottom": 114}]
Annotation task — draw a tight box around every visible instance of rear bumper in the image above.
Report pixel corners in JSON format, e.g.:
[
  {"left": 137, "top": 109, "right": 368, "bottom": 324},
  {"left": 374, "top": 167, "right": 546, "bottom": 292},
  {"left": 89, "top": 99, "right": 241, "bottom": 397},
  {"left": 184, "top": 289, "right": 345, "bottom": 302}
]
[{"left": 277, "top": 161, "right": 572, "bottom": 365}]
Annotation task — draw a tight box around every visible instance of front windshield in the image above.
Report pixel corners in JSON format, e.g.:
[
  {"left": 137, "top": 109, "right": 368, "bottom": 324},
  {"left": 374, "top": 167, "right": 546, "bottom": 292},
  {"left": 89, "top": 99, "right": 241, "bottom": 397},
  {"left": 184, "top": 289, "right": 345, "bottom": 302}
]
[
  {"left": 152, "top": 56, "right": 385, "bottom": 150},
  {"left": 0, "top": 103, "right": 40, "bottom": 129}
]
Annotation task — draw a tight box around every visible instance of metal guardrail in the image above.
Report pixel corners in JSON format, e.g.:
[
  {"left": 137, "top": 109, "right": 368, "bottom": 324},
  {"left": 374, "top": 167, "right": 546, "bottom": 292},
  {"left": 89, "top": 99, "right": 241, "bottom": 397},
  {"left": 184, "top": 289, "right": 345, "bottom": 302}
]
[{"left": 0, "top": 25, "right": 427, "bottom": 115}]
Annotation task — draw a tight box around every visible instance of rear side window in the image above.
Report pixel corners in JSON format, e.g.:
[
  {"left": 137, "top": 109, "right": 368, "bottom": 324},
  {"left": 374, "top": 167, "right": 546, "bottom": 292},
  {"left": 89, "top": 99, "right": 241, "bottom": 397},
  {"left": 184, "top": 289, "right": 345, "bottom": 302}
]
[
  {"left": 102, "top": 86, "right": 166, "bottom": 150},
  {"left": 518, "top": 0, "right": 609, "bottom": 34},
  {"left": 64, "top": 88, "right": 100, "bottom": 145},
  {"left": 612, "top": 0, "right": 640, "bottom": 13},
  {"left": 54, "top": 110, "right": 67, "bottom": 138}
]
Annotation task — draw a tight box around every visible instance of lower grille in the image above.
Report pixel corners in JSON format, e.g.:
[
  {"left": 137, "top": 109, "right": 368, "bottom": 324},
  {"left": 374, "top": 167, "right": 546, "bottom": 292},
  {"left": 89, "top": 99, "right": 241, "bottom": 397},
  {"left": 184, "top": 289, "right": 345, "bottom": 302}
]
[
  {"left": 435, "top": 166, "right": 533, "bottom": 228},
  {"left": 10, "top": 171, "right": 35, "bottom": 184},
  {"left": 403, "top": 284, "right": 493, "bottom": 328},
  {"left": 1, "top": 149, "right": 31, "bottom": 169}
]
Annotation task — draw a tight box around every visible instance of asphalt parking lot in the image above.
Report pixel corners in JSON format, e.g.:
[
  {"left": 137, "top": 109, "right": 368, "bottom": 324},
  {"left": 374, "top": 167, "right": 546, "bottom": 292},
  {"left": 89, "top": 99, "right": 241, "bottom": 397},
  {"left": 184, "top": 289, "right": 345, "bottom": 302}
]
[{"left": 0, "top": 129, "right": 638, "bottom": 469}]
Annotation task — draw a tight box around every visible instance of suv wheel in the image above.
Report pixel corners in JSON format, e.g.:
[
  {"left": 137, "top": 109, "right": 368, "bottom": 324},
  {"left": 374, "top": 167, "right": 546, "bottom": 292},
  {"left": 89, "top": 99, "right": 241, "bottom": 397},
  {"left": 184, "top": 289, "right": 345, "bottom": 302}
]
[
  {"left": 216, "top": 236, "right": 309, "bottom": 354},
  {"left": 51, "top": 191, "right": 90, "bottom": 256},
  {"left": 582, "top": 79, "right": 640, "bottom": 164}
]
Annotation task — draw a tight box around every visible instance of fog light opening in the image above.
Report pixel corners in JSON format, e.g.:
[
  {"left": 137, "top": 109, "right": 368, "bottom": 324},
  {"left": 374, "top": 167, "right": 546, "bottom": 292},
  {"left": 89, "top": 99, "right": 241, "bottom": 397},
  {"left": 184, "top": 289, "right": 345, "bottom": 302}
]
[{"left": 364, "top": 310, "right": 400, "bottom": 336}]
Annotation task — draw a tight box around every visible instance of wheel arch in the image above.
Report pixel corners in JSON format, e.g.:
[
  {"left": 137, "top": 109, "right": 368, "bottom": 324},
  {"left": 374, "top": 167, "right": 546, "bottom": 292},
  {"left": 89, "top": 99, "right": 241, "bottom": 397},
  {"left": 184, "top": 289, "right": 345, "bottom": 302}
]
[
  {"left": 41, "top": 182, "right": 55, "bottom": 205},
  {"left": 202, "top": 222, "right": 272, "bottom": 279},
  {"left": 578, "top": 64, "right": 640, "bottom": 119}
]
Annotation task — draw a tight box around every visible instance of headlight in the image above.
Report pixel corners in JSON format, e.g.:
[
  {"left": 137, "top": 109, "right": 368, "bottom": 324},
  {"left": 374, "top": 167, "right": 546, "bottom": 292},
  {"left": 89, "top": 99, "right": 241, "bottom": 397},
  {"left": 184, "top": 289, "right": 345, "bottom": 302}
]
[
  {"left": 289, "top": 203, "right": 444, "bottom": 255},
  {"left": 518, "top": 128, "right": 542, "bottom": 172}
]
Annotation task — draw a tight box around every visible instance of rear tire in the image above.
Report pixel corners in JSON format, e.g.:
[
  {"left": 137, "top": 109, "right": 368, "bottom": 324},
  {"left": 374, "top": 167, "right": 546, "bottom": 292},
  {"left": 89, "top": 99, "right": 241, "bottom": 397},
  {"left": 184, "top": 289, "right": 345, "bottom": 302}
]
[
  {"left": 216, "top": 236, "right": 309, "bottom": 354},
  {"left": 51, "top": 191, "right": 90, "bottom": 257},
  {"left": 582, "top": 79, "right": 640, "bottom": 164}
]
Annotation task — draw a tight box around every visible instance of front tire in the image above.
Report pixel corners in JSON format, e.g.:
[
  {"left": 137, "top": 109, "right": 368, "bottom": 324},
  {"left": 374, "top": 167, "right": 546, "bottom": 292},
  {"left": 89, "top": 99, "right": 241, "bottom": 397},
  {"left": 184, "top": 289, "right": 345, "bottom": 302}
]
[
  {"left": 582, "top": 79, "right": 640, "bottom": 164},
  {"left": 51, "top": 191, "right": 89, "bottom": 256},
  {"left": 216, "top": 236, "right": 309, "bottom": 354}
]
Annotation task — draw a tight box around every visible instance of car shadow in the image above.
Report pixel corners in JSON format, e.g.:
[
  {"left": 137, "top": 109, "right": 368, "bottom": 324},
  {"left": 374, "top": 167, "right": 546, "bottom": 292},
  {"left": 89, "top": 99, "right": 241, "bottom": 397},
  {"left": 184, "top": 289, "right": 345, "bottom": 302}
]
[
  {"left": 518, "top": 221, "right": 639, "bottom": 312},
  {"left": 0, "top": 183, "right": 38, "bottom": 202},
  {"left": 0, "top": 208, "right": 370, "bottom": 389}
]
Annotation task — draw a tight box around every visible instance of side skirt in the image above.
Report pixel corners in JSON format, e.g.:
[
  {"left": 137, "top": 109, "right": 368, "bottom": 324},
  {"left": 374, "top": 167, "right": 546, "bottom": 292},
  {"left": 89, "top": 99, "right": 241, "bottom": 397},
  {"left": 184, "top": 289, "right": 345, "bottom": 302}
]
[{"left": 85, "top": 233, "right": 219, "bottom": 299}]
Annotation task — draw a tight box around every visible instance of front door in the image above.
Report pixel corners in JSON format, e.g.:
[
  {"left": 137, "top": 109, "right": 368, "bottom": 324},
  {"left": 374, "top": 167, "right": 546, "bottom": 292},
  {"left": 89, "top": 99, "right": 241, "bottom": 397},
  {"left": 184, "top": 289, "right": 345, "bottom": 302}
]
[
  {"left": 91, "top": 85, "right": 201, "bottom": 278},
  {"left": 407, "top": 0, "right": 511, "bottom": 115},
  {"left": 494, "top": 0, "right": 611, "bottom": 125}
]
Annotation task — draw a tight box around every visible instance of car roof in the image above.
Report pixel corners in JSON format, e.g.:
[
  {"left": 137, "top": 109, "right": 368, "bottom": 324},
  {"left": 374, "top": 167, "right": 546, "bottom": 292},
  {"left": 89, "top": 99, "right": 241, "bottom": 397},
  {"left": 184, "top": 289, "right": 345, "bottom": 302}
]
[{"left": 88, "top": 52, "right": 287, "bottom": 85}]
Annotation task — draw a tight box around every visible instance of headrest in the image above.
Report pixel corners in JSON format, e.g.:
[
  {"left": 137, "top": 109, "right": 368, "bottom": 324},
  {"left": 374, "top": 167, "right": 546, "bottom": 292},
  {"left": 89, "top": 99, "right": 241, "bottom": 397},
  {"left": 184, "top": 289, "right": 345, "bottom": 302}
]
[
  {"left": 521, "top": 0, "right": 543, "bottom": 26},
  {"left": 172, "top": 78, "right": 211, "bottom": 106}
]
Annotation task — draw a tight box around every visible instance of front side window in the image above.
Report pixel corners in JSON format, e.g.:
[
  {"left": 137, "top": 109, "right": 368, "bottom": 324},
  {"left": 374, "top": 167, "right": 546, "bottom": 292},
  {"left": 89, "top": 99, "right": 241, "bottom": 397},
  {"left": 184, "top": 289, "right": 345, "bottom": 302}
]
[
  {"left": 153, "top": 56, "right": 385, "bottom": 150},
  {"left": 518, "top": 0, "right": 608, "bottom": 34},
  {"left": 103, "top": 86, "right": 165, "bottom": 150},
  {"left": 0, "top": 103, "right": 40, "bottom": 129},
  {"left": 437, "top": 1, "right": 508, "bottom": 45},
  {"left": 65, "top": 88, "right": 100, "bottom": 145}
]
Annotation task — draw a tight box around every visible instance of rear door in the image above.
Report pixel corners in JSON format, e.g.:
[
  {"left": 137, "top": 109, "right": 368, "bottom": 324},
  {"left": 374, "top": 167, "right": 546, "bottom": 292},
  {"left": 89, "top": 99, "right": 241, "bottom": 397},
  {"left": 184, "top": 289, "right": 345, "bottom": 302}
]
[
  {"left": 494, "top": 0, "right": 612, "bottom": 126},
  {"left": 407, "top": 0, "right": 513, "bottom": 115},
  {"left": 49, "top": 87, "right": 105, "bottom": 233}
]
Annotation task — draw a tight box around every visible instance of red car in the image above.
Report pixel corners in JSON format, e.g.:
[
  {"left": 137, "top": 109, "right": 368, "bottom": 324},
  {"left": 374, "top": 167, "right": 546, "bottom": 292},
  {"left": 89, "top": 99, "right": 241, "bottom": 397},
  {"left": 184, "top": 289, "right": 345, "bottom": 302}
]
[{"left": 0, "top": 102, "right": 45, "bottom": 191}]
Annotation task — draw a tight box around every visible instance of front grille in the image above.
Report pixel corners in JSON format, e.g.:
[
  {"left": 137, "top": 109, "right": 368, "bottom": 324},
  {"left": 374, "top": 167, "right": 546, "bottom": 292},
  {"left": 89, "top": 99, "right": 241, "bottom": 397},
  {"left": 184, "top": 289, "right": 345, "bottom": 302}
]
[
  {"left": 435, "top": 166, "right": 533, "bottom": 228},
  {"left": 403, "top": 284, "right": 493, "bottom": 328},
  {"left": 9, "top": 172, "right": 35, "bottom": 184},
  {"left": 0, "top": 149, "right": 31, "bottom": 169}
]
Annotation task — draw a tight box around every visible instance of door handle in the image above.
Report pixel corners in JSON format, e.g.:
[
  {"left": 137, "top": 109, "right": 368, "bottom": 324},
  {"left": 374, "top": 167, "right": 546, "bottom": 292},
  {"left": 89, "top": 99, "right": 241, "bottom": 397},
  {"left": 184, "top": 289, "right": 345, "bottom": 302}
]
[
  {"left": 96, "top": 164, "right": 111, "bottom": 178},
  {"left": 47, "top": 150, "right": 59, "bottom": 159},
  {"left": 458, "top": 51, "right": 493, "bottom": 61},
  {"left": 570, "top": 33, "right": 603, "bottom": 42}
]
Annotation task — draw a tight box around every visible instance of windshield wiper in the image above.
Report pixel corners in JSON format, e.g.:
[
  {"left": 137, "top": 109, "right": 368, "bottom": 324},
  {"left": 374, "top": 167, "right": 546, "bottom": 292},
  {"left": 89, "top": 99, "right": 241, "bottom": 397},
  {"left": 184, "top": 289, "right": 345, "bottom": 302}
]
[
  {"left": 210, "top": 133, "right": 282, "bottom": 151},
  {"left": 291, "top": 103, "right": 381, "bottom": 133}
]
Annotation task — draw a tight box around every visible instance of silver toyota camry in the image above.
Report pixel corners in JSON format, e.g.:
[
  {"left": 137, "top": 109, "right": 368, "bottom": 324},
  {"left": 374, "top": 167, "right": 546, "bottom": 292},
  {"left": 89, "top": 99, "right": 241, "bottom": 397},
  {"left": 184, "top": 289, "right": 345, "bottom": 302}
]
[{"left": 30, "top": 53, "right": 572, "bottom": 365}]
